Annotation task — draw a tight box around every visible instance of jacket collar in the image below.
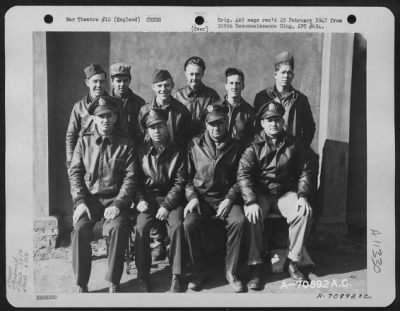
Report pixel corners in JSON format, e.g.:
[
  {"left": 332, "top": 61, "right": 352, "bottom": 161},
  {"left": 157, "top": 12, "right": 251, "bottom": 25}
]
[
  {"left": 267, "top": 85, "right": 297, "bottom": 101},
  {"left": 111, "top": 88, "right": 134, "bottom": 99},
  {"left": 253, "top": 129, "right": 288, "bottom": 146},
  {"left": 150, "top": 96, "right": 174, "bottom": 110},
  {"left": 186, "top": 83, "right": 207, "bottom": 98},
  {"left": 93, "top": 126, "right": 115, "bottom": 145}
]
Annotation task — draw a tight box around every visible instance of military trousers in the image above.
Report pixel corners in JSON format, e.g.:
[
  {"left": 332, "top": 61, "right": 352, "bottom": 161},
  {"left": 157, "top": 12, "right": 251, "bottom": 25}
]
[
  {"left": 247, "top": 191, "right": 311, "bottom": 265},
  {"left": 71, "top": 210, "right": 128, "bottom": 287},
  {"left": 183, "top": 203, "right": 246, "bottom": 275},
  {"left": 135, "top": 205, "right": 184, "bottom": 278}
]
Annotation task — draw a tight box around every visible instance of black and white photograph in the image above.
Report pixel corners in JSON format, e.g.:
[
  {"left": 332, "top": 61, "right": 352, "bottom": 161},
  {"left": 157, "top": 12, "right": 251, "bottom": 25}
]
[{"left": 5, "top": 6, "right": 395, "bottom": 308}]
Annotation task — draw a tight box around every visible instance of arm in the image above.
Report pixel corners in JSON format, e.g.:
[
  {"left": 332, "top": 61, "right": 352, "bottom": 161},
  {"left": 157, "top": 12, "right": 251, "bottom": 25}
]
[
  {"left": 68, "top": 138, "right": 88, "bottom": 209},
  {"left": 112, "top": 143, "right": 137, "bottom": 211},
  {"left": 296, "top": 143, "right": 316, "bottom": 199},
  {"left": 185, "top": 144, "right": 199, "bottom": 202},
  {"left": 301, "top": 96, "right": 316, "bottom": 148},
  {"left": 161, "top": 152, "right": 187, "bottom": 211},
  {"left": 65, "top": 105, "right": 81, "bottom": 168},
  {"left": 237, "top": 145, "right": 259, "bottom": 206}
]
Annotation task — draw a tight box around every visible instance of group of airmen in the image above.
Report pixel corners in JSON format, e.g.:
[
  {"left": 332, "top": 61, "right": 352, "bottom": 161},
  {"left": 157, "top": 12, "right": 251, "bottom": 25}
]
[{"left": 67, "top": 51, "right": 317, "bottom": 293}]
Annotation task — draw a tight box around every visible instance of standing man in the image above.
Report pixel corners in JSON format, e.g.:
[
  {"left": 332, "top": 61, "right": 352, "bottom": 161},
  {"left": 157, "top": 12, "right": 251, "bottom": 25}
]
[
  {"left": 110, "top": 63, "right": 146, "bottom": 144},
  {"left": 138, "top": 69, "right": 192, "bottom": 260},
  {"left": 175, "top": 56, "right": 220, "bottom": 138},
  {"left": 69, "top": 96, "right": 137, "bottom": 293},
  {"left": 253, "top": 51, "right": 316, "bottom": 148},
  {"left": 134, "top": 108, "right": 186, "bottom": 293},
  {"left": 237, "top": 101, "right": 315, "bottom": 290},
  {"left": 220, "top": 68, "right": 255, "bottom": 147},
  {"left": 66, "top": 64, "right": 109, "bottom": 169},
  {"left": 184, "top": 104, "right": 246, "bottom": 293},
  {"left": 139, "top": 69, "right": 192, "bottom": 149}
]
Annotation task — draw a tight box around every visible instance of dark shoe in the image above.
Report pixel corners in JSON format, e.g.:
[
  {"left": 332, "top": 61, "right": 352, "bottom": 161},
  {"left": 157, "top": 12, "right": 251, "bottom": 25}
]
[
  {"left": 225, "top": 270, "right": 245, "bottom": 293},
  {"left": 170, "top": 274, "right": 182, "bottom": 293},
  {"left": 286, "top": 258, "right": 307, "bottom": 282},
  {"left": 109, "top": 283, "right": 120, "bottom": 293},
  {"left": 77, "top": 285, "right": 88, "bottom": 293},
  {"left": 151, "top": 242, "right": 167, "bottom": 261},
  {"left": 188, "top": 273, "right": 207, "bottom": 291},
  {"left": 138, "top": 277, "right": 152, "bottom": 292},
  {"left": 248, "top": 264, "right": 262, "bottom": 291}
]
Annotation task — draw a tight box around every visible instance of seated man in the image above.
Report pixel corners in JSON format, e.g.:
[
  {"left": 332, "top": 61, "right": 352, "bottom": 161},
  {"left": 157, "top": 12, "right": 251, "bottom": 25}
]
[
  {"left": 68, "top": 96, "right": 136, "bottom": 293},
  {"left": 237, "top": 101, "right": 315, "bottom": 290},
  {"left": 184, "top": 104, "right": 246, "bottom": 293},
  {"left": 134, "top": 108, "right": 186, "bottom": 293}
]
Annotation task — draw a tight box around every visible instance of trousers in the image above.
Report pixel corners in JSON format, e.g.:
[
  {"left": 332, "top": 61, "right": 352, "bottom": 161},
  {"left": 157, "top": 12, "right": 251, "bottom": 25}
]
[
  {"left": 135, "top": 205, "right": 184, "bottom": 278},
  {"left": 247, "top": 191, "right": 311, "bottom": 265},
  {"left": 71, "top": 211, "right": 128, "bottom": 286},
  {"left": 183, "top": 203, "right": 246, "bottom": 275}
]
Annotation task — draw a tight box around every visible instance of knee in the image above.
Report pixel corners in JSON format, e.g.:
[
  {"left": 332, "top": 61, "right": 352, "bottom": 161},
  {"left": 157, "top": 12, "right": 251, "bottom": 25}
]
[
  {"left": 183, "top": 214, "right": 198, "bottom": 232},
  {"left": 230, "top": 214, "right": 246, "bottom": 229},
  {"left": 135, "top": 214, "right": 152, "bottom": 235}
]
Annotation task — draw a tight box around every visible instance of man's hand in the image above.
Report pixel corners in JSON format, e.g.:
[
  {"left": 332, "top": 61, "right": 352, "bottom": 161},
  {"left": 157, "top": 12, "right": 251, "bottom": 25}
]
[
  {"left": 216, "top": 199, "right": 232, "bottom": 219},
  {"left": 184, "top": 198, "right": 201, "bottom": 218},
  {"left": 73, "top": 203, "right": 92, "bottom": 225},
  {"left": 156, "top": 206, "right": 170, "bottom": 221},
  {"left": 136, "top": 200, "right": 149, "bottom": 213},
  {"left": 297, "top": 197, "right": 312, "bottom": 217},
  {"left": 244, "top": 203, "right": 262, "bottom": 224},
  {"left": 104, "top": 205, "right": 120, "bottom": 220}
]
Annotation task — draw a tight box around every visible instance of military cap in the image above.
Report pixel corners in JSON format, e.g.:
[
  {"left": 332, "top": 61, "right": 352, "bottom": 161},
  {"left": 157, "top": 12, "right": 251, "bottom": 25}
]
[
  {"left": 152, "top": 69, "right": 173, "bottom": 84},
  {"left": 88, "top": 96, "right": 118, "bottom": 116},
  {"left": 143, "top": 108, "right": 169, "bottom": 128},
  {"left": 258, "top": 101, "right": 285, "bottom": 120},
  {"left": 274, "top": 51, "right": 294, "bottom": 68},
  {"left": 184, "top": 56, "right": 206, "bottom": 72},
  {"left": 84, "top": 64, "right": 106, "bottom": 79},
  {"left": 110, "top": 63, "right": 131, "bottom": 78},
  {"left": 205, "top": 103, "right": 229, "bottom": 123}
]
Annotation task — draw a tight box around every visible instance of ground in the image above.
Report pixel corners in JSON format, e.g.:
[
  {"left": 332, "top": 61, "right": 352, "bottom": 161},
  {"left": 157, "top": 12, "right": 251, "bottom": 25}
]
[{"left": 34, "top": 227, "right": 367, "bottom": 295}]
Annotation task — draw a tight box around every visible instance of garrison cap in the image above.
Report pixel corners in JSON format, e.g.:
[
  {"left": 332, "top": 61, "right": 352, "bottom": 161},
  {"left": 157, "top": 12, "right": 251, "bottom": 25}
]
[
  {"left": 143, "top": 108, "right": 169, "bottom": 128},
  {"left": 110, "top": 63, "right": 131, "bottom": 78},
  {"left": 152, "top": 69, "right": 173, "bottom": 84},
  {"left": 258, "top": 101, "right": 285, "bottom": 120},
  {"left": 88, "top": 96, "right": 119, "bottom": 116},
  {"left": 274, "top": 51, "right": 294, "bottom": 68},
  {"left": 205, "top": 103, "right": 229, "bottom": 123},
  {"left": 84, "top": 64, "right": 106, "bottom": 79}
]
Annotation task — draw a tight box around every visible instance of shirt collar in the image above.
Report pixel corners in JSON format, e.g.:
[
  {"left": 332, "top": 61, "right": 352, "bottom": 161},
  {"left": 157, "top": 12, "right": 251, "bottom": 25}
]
[
  {"left": 187, "top": 83, "right": 206, "bottom": 98},
  {"left": 94, "top": 126, "right": 114, "bottom": 145}
]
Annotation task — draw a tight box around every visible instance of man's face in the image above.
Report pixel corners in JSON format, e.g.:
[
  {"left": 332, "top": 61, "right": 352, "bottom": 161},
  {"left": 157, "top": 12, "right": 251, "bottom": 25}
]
[
  {"left": 147, "top": 122, "right": 168, "bottom": 143},
  {"left": 261, "top": 116, "right": 284, "bottom": 137},
  {"left": 225, "top": 74, "right": 244, "bottom": 99},
  {"left": 273, "top": 63, "right": 294, "bottom": 89},
  {"left": 206, "top": 118, "right": 228, "bottom": 141},
  {"left": 152, "top": 79, "right": 174, "bottom": 101},
  {"left": 111, "top": 75, "right": 131, "bottom": 96},
  {"left": 94, "top": 111, "right": 117, "bottom": 135},
  {"left": 85, "top": 73, "right": 107, "bottom": 98},
  {"left": 184, "top": 64, "right": 204, "bottom": 90}
]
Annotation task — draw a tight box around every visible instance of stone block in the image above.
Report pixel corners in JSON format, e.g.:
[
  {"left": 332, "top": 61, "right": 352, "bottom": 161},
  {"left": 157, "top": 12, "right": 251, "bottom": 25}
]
[{"left": 33, "top": 216, "right": 59, "bottom": 258}]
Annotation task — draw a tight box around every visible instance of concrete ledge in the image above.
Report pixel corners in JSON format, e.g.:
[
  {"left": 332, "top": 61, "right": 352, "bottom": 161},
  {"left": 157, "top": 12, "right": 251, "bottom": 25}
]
[{"left": 34, "top": 216, "right": 59, "bottom": 258}]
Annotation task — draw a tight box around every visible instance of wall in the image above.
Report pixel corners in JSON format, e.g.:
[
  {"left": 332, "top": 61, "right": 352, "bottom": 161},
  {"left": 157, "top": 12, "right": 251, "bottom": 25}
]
[{"left": 47, "top": 32, "right": 110, "bottom": 233}]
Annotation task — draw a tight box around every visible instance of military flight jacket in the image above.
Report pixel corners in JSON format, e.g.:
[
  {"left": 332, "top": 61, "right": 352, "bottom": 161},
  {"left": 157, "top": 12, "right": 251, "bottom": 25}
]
[
  {"left": 68, "top": 129, "right": 137, "bottom": 211},
  {"left": 174, "top": 83, "right": 220, "bottom": 138},
  {"left": 138, "top": 96, "right": 192, "bottom": 150},
  {"left": 220, "top": 96, "right": 255, "bottom": 147},
  {"left": 136, "top": 141, "right": 186, "bottom": 211},
  {"left": 186, "top": 132, "right": 242, "bottom": 205},
  {"left": 237, "top": 130, "right": 315, "bottom": 206},
  {"left": 111, "top": 88, "right": 146, "bottom": 144},
  {"left": 253, "top": 86, "right": 316, "bottom": 148}
]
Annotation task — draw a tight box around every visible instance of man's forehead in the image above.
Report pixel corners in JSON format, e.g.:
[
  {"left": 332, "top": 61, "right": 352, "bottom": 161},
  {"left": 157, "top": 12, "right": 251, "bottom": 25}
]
[{"left": 87, "top": 73, "right": 106, "bottom": 80}]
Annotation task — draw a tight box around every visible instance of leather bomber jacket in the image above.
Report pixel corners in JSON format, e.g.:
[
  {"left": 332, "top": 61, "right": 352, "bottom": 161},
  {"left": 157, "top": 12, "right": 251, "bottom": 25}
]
[
  {"left": 136, "top": 141, "right": 186, "bottom": 211},
  {"left": 237, "top": 130, "right": 315, "bottom": 206},
  {"left": 186, "top": 132, "right": 243, "bottom": 205},
  {"left": 68, "top": 129, "right": 137, "bottom": 211}
]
